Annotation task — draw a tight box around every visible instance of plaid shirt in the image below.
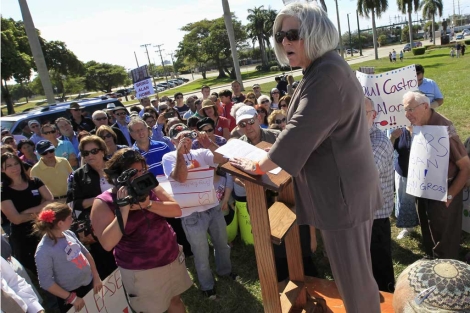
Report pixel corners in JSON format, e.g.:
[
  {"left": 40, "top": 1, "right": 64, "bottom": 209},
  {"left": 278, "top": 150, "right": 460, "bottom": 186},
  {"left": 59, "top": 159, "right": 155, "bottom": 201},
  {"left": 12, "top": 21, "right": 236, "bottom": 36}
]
[{"left": 370, "top": 126, "right": 394, "bottom": 219}]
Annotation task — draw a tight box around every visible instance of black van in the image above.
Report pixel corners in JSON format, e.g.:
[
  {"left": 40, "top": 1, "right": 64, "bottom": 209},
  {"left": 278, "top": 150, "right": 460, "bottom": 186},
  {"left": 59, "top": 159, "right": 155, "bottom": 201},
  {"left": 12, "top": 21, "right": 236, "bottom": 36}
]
[{"left": 1, "top": 98, "right": 126, "bottom": 136}]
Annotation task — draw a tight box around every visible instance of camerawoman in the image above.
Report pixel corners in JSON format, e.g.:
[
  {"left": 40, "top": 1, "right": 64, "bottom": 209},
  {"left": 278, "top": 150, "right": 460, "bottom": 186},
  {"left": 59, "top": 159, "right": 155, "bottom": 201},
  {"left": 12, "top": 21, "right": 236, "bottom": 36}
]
[{"left": 90, "top": 149, "right": 192, "bottom": 313}]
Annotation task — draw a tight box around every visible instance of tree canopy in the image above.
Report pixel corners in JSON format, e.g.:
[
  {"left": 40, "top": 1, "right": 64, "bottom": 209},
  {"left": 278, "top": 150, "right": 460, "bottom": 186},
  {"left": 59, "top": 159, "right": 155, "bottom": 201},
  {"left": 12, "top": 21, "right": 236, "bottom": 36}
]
[{"left": 84, "top": 61, "right": 131, "bottom": 93}]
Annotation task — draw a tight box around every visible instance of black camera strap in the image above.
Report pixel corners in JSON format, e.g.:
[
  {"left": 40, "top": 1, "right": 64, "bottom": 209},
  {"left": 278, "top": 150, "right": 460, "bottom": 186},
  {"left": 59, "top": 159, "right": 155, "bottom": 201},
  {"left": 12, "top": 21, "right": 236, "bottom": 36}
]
[{"left": 111, "top": 193, "right": 127, "bottom": 236}]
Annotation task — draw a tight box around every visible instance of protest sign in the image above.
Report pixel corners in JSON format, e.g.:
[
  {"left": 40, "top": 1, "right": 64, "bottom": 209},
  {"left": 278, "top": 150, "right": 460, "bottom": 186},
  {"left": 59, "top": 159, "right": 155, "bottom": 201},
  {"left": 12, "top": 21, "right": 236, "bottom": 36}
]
[
  {"left": 356, "top": 65, "right": 417, "bottom": 131},
  {"left": 406, "top": 126, "right": 449, "bottom": 202},
  {"left": 158, "top": 166, "right": 217, "bottom": 209},
  {"left": 463, "top": 187, "right": 470, "bottom": 233},
  {"left": 67, "top": 269, "right": 130, "bottom": 313},
  {"left": 134, "top": 78, "right": 154, "bottom": 99},
  {"left": 130, "top": 65, "right": 150, "bottom": 84}
]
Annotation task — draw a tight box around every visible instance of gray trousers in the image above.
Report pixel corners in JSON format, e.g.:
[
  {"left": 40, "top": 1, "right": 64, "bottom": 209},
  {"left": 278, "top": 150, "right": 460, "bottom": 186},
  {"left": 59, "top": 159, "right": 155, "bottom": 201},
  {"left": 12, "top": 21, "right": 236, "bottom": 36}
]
[{"left": 321, "top": 218, "right": 381, "bottom": 313}]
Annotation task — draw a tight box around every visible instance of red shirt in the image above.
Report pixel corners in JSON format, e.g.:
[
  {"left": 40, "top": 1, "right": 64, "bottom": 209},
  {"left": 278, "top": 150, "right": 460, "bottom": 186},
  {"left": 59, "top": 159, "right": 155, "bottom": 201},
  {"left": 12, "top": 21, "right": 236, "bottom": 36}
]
[
  {"left": 214, "top": 117, "right": 230, "bottom": 137},
  {"left": 222, "top": 102, "right": 236, "bottom": 131}
]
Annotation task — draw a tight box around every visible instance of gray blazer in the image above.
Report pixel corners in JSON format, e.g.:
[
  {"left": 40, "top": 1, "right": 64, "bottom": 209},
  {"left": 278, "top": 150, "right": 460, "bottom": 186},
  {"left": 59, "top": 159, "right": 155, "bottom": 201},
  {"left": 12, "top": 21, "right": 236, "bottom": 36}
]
[{"left": 269, "top": 50, "right": 383, "bottom": 231}]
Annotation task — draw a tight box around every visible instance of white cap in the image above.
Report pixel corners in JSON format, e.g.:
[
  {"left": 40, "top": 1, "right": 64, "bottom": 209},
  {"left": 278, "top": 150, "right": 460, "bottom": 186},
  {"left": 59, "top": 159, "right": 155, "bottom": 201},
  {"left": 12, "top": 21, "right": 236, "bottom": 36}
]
[
  {"left": 106, "top": 103, "right": 116, "bottom": 110},
  {"left": 235, "top": 106, "right": 257, "bottom": 125}
]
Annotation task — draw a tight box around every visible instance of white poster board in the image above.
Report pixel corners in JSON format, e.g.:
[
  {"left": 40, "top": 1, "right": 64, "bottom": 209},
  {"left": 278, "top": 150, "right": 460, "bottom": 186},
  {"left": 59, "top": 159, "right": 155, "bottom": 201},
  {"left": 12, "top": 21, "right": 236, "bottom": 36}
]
[
  {"left": 67, "top": 270, "right": 130, "bottom": 313},
  {"left": 463, "top": 187, "right": 470, "bottom": 233},
  {"left": 406, "top": 126, "right": 449, "bottom": 202},
  {"left": 134, "top": 78, "right": 154, "bottom": 99},
  {"left": 157, "top": 167, "right": 217, "bottom": 209},
  {"left": 356, "top": 65, "right": 417, "bottom": 131}
]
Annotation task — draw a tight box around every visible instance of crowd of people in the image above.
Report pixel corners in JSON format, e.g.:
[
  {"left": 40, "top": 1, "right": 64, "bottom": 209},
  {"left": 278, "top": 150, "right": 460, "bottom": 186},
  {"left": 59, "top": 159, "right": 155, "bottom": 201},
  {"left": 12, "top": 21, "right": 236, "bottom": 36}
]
[{"left": 1, "top": 3, "right": 469, "bottom": 313}]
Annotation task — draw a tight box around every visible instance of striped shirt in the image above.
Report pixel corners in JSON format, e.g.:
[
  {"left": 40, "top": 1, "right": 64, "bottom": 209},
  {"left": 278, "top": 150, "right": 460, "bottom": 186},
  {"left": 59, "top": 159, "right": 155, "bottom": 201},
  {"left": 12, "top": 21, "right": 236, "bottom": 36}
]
[
  {"left": 369, "top": 125, "right": 394, "bottom": 219},
  {"left": 132, "top": 140, "right": 171, "bottom": 176}
]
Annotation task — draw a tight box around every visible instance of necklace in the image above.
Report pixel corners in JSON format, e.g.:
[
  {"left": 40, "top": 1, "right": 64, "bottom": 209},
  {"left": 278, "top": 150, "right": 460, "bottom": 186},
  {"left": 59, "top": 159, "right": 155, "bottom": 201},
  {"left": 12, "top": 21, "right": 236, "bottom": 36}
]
[{"left": 184, "top": 147, "right": 200, "bottom": 169}]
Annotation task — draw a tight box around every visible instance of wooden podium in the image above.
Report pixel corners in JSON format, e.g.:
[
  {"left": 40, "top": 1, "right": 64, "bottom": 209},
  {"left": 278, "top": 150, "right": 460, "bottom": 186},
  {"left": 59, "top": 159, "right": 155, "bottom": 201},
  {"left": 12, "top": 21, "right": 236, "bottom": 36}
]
[{"left": 222, "top": 142, "right": 323, "bottom": 313}]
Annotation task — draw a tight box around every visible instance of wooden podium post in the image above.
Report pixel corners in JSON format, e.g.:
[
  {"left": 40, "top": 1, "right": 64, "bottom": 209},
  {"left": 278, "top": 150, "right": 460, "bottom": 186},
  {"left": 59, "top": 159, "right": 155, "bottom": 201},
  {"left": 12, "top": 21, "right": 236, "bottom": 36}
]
[{"left": 221, "top": 142, "right": 319, "bottom": 313}]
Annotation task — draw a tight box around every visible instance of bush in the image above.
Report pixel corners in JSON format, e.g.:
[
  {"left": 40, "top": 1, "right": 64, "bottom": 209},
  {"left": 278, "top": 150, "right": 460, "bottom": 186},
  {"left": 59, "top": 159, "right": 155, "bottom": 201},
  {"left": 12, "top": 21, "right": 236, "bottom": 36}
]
[
  {"left": 270, "top": 66, "right": 280, "bottom": 71},
  {"left": 465, "top": 40, "right": 470, "bottom": 45},
  {"left": 412, "top": 47, "right": 426, "bottom": 55}
]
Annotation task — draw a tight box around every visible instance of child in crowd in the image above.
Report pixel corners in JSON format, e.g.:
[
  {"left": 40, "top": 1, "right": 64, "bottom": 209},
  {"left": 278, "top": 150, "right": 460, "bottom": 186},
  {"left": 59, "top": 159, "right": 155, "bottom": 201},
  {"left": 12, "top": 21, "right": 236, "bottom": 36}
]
[
  {"left": 450, "top": 47, "right": 455, "bottom": 58},
  {"left": 34, "top": 203, "right": 102, "bottom": 313}
]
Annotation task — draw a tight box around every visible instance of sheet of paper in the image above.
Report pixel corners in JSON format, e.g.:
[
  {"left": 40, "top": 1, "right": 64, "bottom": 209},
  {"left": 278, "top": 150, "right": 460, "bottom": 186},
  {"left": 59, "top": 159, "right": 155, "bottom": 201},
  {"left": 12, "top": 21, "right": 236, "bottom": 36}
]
[{"left": 215, "top": 139, "right": 282, "bottom": 174}]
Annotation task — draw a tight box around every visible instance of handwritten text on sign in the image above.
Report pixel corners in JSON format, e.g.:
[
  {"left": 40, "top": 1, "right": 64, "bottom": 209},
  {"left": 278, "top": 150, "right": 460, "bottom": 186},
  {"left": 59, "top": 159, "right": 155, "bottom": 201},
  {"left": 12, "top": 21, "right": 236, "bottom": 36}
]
[
  {"left": 134, "top": 78, "right": 154, "bottom": 99},
  {"left": 67, "top": 269, "right": 130, "bottom": 313},
  {"left": 356, "top": 65, "right": 417, "bottom": 131},
  {"left": 406, "top": 126, "right": 449, "bottom": 202}
]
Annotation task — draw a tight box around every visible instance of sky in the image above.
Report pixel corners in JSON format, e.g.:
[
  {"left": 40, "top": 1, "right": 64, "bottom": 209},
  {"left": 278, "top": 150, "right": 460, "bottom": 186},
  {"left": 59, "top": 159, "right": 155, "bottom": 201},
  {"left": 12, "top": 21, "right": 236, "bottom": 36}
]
[{"left": 2, "top": 0, "right": 467, "bottom": 71}]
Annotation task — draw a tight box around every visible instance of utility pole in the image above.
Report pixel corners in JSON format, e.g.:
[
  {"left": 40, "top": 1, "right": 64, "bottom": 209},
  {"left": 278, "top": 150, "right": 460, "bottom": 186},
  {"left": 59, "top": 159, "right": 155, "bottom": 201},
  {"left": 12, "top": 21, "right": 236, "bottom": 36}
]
[
  {"left": 221, "top": 0, "right": 244, "bottom": 90},
  {"left": 167, "top": 51, "right": 177, "bottom": 77},
  {"left": 334, "top": 0, "right": 344, "bottom": 58},
  {"left": 134, "top": 51, "right": 140, "bottom": 67},
  {"left": 140, "top": 43, "right": 157, "bottom": 90},
  {"left": 154, "top": 44, "right": 169, "bottom": 85},
  {"left": 18, "top": 0, "right": 55, "bottom": 106},
  {"left": 356, "top": 10, "right": 363, "bottom": 56},
  {"left": 347, "top": 13, "right": 353, "bottom": 57}
]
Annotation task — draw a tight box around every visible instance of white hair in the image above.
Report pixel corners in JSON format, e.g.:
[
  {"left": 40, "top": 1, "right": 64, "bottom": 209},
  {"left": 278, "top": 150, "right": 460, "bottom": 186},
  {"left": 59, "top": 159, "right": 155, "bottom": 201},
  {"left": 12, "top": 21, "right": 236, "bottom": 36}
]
[
  {"left": 273, "top": 2, "right": 339, "bottom": 66},
  {"left": 403, "top": 91, "right": 430, "bottom": 105},
  {"left": 231, "top": 103, "right": 247, "bottom": 119},
  {"left": 257, "top": 95, "right": 271, "bottom": 105},
  {"left": 92, "top": 110, "right": 107, "bottom": 119}
]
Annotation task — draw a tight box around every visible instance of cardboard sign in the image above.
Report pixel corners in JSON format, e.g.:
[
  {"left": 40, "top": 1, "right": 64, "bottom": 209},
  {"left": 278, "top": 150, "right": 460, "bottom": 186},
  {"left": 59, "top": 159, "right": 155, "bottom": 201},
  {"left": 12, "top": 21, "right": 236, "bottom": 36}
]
[
  {"left": 356, "top": 65, "right": 417, "bottom": 131},
  {"left": 67, "top": 270, "right": 130, "bottom": 313},
  {"left": 130, "top": 65, "right": 150, "bottom": 84},
  {"left": 406, "top": 126, "right": 449, "bottom": 202},
  {"left": 134, "top": 78, "right": 154, "bottom": 99},
  {"left": 463, "top": 187, "right": 470, "bottom": 233},
  {"left": 158, "top": 167, "right": 217, "bottom": 209}
]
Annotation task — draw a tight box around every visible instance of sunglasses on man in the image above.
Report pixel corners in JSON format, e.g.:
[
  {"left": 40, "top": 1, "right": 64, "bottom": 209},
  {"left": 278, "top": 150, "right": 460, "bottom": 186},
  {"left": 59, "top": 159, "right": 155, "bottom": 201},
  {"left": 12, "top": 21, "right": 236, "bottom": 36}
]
[
  {"left": 115, "top": 111, "right": 127, "bottom": 116},
  {"left": 81, "top": 148, "right": 102, "bottom": 157},
  {"left": 238, "top": 118, "right": 256, "bottom": 128},
  {"left": 41, "top": 149, "right": 55, "bottom": 156},
  {"left": 43, "top": 130, "right": 57, "bottom": 135},
  {"left": 275, "top": 29, "right": 300, "bottom": 44}
]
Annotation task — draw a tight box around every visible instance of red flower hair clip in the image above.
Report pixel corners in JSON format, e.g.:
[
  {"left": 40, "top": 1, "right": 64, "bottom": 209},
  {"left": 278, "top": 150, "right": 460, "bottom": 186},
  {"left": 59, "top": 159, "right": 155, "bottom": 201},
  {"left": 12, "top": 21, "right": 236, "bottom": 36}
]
[{"left": 38, "top": 210, "right": 55, "bottom": 223}]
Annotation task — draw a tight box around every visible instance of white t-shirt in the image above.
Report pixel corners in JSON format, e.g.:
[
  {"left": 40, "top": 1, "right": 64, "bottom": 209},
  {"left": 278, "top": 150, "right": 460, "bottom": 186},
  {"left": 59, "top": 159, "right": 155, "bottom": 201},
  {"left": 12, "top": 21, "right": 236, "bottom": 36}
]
[{"left": 162, "top": 149, "right": 218, "bottom": 217}]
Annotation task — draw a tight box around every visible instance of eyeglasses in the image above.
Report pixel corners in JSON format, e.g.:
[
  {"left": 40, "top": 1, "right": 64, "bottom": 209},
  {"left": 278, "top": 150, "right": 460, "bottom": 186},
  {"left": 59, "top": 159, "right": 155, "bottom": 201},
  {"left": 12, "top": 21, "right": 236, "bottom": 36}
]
[
  {"left": 280, "top": 104, "right": 288, "bottom": 108},
  {"left": 203, "top": 128, "right": 214, "bottom": 133},
  {"left": 238, "top": 118, "right": 256, "bottom": 128},
  {"left": 42, "top": 130, "right": 56, "bottom": 135},
  {"left": 115, "top": 111, "right": 127, "bottom": 116},
  {"left": 81, "top": 148, "right": 101, "bottom": 157},
  {"left": 261, "top": 100, "right": 270, "bottom": 104},
  {"left": 99, "top": 133, "right": 113, "bottom": 140},
  {"left": 94, "top": 116, "right": 108, "bottom": 121},
  {"left": 404, "top": 103, "right": 424, "bottom": 113},
  {"left": 41, "top": 149, "right": 55, "bottom": 156},
  {"left": 275, "top": 29, "right": 300, "bottom": 44},
  {"left": 275, "top": 118, "right": 286, "bottom": 125}
]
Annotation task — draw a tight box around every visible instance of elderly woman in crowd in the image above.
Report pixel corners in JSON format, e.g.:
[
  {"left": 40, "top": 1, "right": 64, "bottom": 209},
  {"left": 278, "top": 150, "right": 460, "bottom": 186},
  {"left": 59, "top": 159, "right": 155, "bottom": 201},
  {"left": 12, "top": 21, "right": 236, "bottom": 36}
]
[
  {"left": 257, "top": 95, "right": 272, "bottom": 115},
  {"left": 96, "top": 125, "right": 127, "bottom": 158},
  {"left": 1, "top": 152, "right": 53, "bottom": 273},
  {"left": 230, "top": 3, "right": 382, "bottom": 312},
  {"left": 66, "top": 135, "right": 117, "bottom": 279},
  {"left": 268, "top": 109, "right": 287, "bottom": 130},
  {"left": 91, "top": 149, "right": 191, "bottom": 313},
  {"left": 199, "top": 99, "right": 230, "bottom": 140},
  {"left": 192, "top": 117, "right": 227, "bottom": 149},
  {"left": 278, "top": 95, "right": 291, "bottom": 113}
]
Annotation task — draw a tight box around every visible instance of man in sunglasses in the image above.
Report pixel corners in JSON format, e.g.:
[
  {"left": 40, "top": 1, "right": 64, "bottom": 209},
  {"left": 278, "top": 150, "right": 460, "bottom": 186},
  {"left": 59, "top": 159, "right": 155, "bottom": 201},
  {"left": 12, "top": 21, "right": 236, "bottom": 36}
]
[
  {"left": 110, "top": 106, "right": 134, "bottom": 146},
  {"left": 27, "top": 120, "right": 45, "bottom": 145},
  {"left": 236, "top": 106, "right": 279, "bottom": 146},
  {"left": 162, "top": 123, "right": 235, "bottom": 300},
  {"left": 67, "top": 102, "right": 94, "bottom": 132},
  {"left": 90, "top": 110, "right": 129, "bottom": 146},
  {"left": 40, "top": 124, "right": 78, "bottom": 169},
  {"left": 174, "top": 92, "right": 190, "bottom": 116},
  {"left": 31, "top": 140, "right": 73, "bottom": 202}
]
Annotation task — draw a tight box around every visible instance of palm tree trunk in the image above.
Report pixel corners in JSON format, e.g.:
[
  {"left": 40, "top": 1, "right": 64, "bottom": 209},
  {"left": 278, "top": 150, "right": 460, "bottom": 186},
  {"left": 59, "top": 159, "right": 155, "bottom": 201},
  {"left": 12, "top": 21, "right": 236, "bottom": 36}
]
[
  {"left": 371, "top": 10, "right": 379, "bottom": 60},
  {"left": 1, "top": 79, "right": 15, "bottom": 115},
  {"left": 432, "top": 14, "right": 435, "bottom": 45},
  {"left": 408, "top": 11, "right": 413, "bottom": 49},
  {"left": 259, "top": 35, "right": 268, "bottom": 66}
]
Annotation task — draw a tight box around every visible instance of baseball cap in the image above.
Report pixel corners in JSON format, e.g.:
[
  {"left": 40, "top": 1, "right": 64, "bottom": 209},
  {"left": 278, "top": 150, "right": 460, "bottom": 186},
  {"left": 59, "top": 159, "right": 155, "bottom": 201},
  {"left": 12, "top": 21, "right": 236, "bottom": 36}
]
[
  {"left": 2, "top": 136, "right": 14, "bottom": 144},
  {"left": 236, "top": 106, "right": 257, "bottom": 124},
  {"left": 168, "top": 123, "right": 188, "bottom": 139},
  {"left": 36, "top": 140, "right": 55, "bottom": 155},
  {"left": 67, "top": 102, "right": 82, "bottom": 110},
  {"left": 252, "top": 84, "right": 260, "bottom": 89},
  {"left": 28, "top": 120, "right": 40, "bottom": 128}
]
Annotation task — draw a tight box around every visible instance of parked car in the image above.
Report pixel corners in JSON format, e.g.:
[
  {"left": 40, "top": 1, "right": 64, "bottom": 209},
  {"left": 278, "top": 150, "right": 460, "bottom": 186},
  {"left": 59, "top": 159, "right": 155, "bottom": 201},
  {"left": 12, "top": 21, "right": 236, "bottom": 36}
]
[
  {"left": 403, "top": 42, "right": 421, "bottom": 51},
  {"left": 346, "top": 49, "right": 359, "bottom": 54},
  {"left": 168, "top": 79, "right": 182, "bottom": 86},
  {"left": 180, "top": 78, "right": 190, "bottom": 82},
  {"left": 116, "top": 88, "right": 132, "bottom": 96},
  {"left": 456, "top": 34, "right": 465, "bottom": 40},
  {"left": 155, "top": 86, "right": 165, "bottom": 92},
  {"left": 462, "top": 29, "right": 470, "bottom": 36}
]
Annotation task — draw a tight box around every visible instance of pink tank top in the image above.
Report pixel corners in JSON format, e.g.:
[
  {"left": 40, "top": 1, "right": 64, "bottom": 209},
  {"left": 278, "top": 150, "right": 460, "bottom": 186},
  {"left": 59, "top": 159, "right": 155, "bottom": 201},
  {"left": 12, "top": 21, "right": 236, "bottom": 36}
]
[{"left": 96, "top": 190, "right": 179, "bottom": 270}]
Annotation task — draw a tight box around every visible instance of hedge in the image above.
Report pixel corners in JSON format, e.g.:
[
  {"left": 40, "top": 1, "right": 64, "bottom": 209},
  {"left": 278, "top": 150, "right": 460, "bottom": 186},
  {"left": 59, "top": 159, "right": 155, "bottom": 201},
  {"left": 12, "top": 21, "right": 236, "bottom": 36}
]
[
  {"left": 425, "top": 43, "right": 459, "bottom": 50},
  {"left": 412, "top": 47, "right": 426, "bottom": 55},
  {"left": 465, "top": 40, "right": 470, "bottom": 45}
]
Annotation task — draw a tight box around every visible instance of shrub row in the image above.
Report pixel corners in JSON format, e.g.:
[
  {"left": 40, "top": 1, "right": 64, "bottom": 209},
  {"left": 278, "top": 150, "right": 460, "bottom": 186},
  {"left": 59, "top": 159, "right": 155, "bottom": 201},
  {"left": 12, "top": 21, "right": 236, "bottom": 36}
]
[{"left": 412, "top": 47, "right": 426, "bottom": 55}]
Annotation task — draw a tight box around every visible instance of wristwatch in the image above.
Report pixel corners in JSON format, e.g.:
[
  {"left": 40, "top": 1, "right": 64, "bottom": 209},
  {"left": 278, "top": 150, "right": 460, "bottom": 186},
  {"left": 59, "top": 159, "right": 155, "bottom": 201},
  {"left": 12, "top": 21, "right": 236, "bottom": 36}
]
[
  {"left": 146, "top": 200, "right": 153, "bottom": 209},
  {"left": 447, "top": 195, "right": 453, "bottom": 200}
]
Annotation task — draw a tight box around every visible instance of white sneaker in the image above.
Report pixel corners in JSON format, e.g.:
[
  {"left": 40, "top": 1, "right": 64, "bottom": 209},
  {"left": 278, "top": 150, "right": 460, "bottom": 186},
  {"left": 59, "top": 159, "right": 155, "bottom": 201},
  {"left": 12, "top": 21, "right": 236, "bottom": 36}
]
[{"left": 397, "top": 229, "right": 411, "bottom": 240}]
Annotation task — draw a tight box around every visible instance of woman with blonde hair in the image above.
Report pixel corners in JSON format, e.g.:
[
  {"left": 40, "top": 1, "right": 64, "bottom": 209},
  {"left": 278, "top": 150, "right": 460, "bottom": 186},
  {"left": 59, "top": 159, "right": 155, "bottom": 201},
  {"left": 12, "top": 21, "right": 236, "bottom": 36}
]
[{"left": 267, "top": 109, "right": 287, "bottom": 130}]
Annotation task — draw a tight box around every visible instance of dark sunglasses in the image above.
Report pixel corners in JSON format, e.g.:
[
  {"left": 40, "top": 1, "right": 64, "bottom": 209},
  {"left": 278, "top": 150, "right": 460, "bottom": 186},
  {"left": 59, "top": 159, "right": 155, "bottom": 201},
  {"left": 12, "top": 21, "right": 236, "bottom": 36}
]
[
  {"left": 272, "top": 91, "right": 280, "bottom": 94},
  {"left": 81, "top": 148, "right": 101, "bottom": 157},
  {"left": 203, "top": 128, "right": 214, "bottom": 133},
  {"left": 42, "top": 130, "right": 56, "bottom": 135},
  {"left": 261, "top": 100, "right": 270, "bottom": 104},
  {"left": 99, "top": 133, "right": 113, "bottom": 140},
  {"left": 94, "top": 116, "right": 108, "bottom": 121},
  {"left": 115, "top": 112, "right": 127, "bottom": 116},
  {"left": 275, "top": 29, "right": 300, "bottom": 44},
  {"left": 280, "top": 104, "right": 288, "bottom": 108},
  {"left": 238, "top": 118, "right": 256, "bottom": 128},
  {"left": 41, "top": 149, "right": 55, "bottom": 156},
  {"left": 275, "top": 118, "right": 287, "bottom": 125}
]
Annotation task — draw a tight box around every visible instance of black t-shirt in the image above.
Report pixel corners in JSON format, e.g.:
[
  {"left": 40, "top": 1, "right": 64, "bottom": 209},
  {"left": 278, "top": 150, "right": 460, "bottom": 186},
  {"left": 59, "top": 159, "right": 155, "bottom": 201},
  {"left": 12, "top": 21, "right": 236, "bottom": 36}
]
[
  {"left": 70, "top": 116, "right": 95, "bottom": 132},
  {"left": 175, "top": 104, "right": 189, "bottom": 116},
  {"left": 1, "top": 177, "right": 44, "bottom": 235}
]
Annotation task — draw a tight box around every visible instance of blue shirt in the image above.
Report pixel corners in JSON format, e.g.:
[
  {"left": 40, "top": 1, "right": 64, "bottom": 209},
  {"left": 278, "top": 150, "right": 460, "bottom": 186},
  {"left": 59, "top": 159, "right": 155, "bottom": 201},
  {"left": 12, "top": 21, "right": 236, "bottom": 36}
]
[
  {"left": 54, "top": 140, "right": 76, "bottom": 161},
  {"left": 116, "top": 121, "right": 132, "bottom": 146},
  {"left": 30, "top": 133, "right": 45, "bottom": 145},
  {"left": 132, "top": 140, "right": 171, "bottom": 176},
  {"left": 152, "top": 124, "right": 175, "bottom": 151},
  {"left": 418, "top": 77, "right": 443, "bottom": 103},
  {"left": 62, "top": 133, "right": 80, "bottom": 155}
]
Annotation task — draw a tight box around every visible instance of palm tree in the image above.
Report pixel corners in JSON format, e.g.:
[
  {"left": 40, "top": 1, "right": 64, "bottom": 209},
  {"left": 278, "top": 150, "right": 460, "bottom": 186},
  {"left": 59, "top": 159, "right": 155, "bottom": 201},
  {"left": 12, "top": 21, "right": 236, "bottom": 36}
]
[
  {"left": 420, "top": 0, "right": 443, "bottom": 45},
  {"left": 357, "top": 0, "right": 389, "bottom": 60},
  {"left": 247, "top": 6, "right": 268, "bottom": 67},
  {"left": 263, "top": 7, "right": 277, "bottom": 62},
  {"left": 397, "top": 0, "right": 420, "bottom": 49}
]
